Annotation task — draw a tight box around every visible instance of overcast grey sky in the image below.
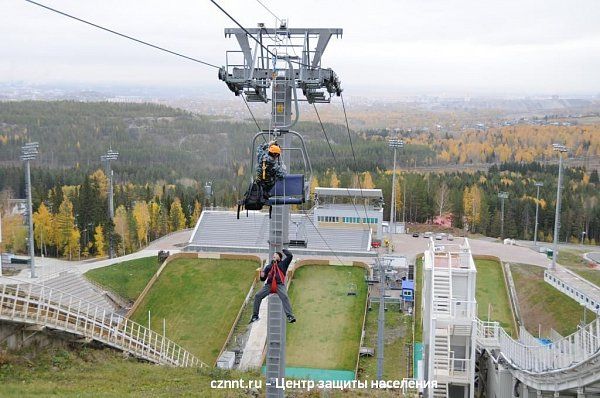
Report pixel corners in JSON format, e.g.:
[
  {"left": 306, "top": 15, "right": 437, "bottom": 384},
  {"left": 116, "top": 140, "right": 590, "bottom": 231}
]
[{"left": 2, "top": 0, "right": 600, "bottom": 96}]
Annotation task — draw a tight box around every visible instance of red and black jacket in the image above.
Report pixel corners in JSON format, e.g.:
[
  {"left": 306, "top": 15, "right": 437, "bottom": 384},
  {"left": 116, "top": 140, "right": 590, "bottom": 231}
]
[{"left": 261, "top": 249, "right": 293, "bottom": 285}]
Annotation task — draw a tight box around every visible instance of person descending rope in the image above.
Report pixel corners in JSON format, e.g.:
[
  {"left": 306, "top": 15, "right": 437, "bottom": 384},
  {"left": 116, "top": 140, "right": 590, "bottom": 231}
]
[
  {"left": 255, "top": 140, "right": 286, "bottom": 200},
  {"left": 250, "top": 249, "right": 296, "bottom": 323}
]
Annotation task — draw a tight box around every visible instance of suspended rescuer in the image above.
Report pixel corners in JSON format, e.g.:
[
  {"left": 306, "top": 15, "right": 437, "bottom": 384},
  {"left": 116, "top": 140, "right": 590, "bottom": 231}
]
[
  {"left": 250, "top": 249, "right": 296, "bottom": 323},
  {"left": 255, "top": 140, "right": 286, "bottom": 200}
]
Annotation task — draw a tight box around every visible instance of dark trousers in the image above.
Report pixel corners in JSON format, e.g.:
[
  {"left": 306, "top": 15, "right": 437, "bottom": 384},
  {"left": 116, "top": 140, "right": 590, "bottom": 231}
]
[
  {"left": 258, "top": 179, "right": 275, "bottom": 198},
  {"left": 252, "top": 283, "right": 294, "bottom": 318}
]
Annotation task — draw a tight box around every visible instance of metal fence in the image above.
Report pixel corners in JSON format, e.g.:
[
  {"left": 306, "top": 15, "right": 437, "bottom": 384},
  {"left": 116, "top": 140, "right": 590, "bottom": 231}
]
[{"left": 0, "top": 280, "right": 206, "bottom": 368}]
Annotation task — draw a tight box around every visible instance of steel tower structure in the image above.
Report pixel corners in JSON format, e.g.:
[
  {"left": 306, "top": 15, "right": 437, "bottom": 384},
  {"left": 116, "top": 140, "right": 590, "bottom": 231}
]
[{"left": 219, "top": 22, "right": 342, "bottom": 398}]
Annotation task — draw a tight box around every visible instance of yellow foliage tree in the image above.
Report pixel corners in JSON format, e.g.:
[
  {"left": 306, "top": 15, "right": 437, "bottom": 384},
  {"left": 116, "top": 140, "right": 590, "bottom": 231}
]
[
  {"left": 148, "top": 201, "right": 160, "bottom": 240},
  {"left": 191, "top": 200, "right": 202, "bottom": 227},
  {"left": 133, "top": 201, "right": 150, "bottom": 247},
  {"left": 310, "top": 176, "right": 319, "bottom": 196},
  {"left": 54, "top": 197, "right": 75, "bottom": 257},
  {"left": 237, "top": 164, "right": 245, "bottom": 177},
  {"left": 94, "top": 225, "right": 105, "bottom": 257},
  {"left": 362, "top": 172, "right": 375, "bottom": 189},
  {"left": 64, "top": 227, "right": 81, "bottom": 260},
  {"left": 33, "top": 202, "right": 54, "bottom": 256},
  {"left": 169, "top": 198, "right": 186, "bottom": 232},
  {"left": 463, "top": 186, "right": 482, "bottom": 231},
  {"left": 90, "top": 169, "right": 109, "bottom": 198},
  {"left": 330, "top": 171, "right": 340, "bottom": 188},
  {"left": 114, "top": 205, "right": 129, "bottom": 255}
]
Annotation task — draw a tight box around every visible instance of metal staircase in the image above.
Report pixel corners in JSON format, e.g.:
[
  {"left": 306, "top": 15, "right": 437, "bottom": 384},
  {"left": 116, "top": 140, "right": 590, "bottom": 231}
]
[
  {"left": 432, "top": 269, "right": 452, "bottom": 315},
  {"left": 432, "top": 382, "right": 449, "bottom": 398},
  {"left": 433, "top": 327, "right": 451, "bottom": 373},
  {"left": 0, "top": 281, "right": 205, "bottom": 368},
  {"left": 453, "top": 324, "right": 472, "bottom": 336},
  {"left": 476, "top": 317, "right": 600, "bottom": 391}
]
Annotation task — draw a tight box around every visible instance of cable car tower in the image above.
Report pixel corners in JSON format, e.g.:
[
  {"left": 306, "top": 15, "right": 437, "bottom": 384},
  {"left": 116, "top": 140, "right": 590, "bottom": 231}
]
[{"left": 219, "top": 21, "right": 342, "bottom": 398}]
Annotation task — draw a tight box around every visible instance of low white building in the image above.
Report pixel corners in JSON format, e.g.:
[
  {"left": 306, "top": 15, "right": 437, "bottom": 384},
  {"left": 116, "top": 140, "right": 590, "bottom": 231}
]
[{"left": 313, "top": 187, "right": 384, "bottom": 237}]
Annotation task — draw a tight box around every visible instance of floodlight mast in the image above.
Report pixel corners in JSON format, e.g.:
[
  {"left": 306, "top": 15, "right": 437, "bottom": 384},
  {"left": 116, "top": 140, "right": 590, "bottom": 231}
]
[
  {"left": 551, "top": 144, "right": 568, "bottom": 271},
  {"left": 21, "top": 142, "right": 39, "bottom": 278},
  {"left": 220, "top": 23, "right": 342, "bottom": 398},
  {"left": 101, "top": 149, "right": 119, "bottom": 259}
]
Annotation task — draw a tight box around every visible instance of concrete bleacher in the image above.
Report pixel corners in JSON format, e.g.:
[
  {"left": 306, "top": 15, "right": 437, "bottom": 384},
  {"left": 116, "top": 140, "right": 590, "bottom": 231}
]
[
  {"left": 187, "top": 210, "right": 374, "bottom": 257},
  {"left": 30, "top": 272, "right": 119, "bottom": 315}
]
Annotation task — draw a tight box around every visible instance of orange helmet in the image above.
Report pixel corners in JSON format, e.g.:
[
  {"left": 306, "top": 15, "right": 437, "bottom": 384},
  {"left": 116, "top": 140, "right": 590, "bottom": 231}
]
[{"left": 268, "top": 144, "right": 281, "bottom": 156}]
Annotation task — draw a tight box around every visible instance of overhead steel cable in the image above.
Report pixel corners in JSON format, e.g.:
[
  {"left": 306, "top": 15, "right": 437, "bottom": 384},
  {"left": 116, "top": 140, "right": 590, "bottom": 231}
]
[
  {"left": 209, "top": 0, "right": 328, "bottom": 71},
  {"left": 241, "top": 96, "right": 267, "bottom": 143},
  {"left": 302, "top": 211, "right": 346, "bottom": 265},
  {"left": 313, "top": 103, "right": 372, "bottom": 234},
  {"left": 312, "top": 104, "right": 338, "bottom": 164},
  {"left": 254, "top": 0, "right": 282, "bottom": 23},
  {"left": 24, "top": 0, "right": 220, "bottom": 69},
  {"left": 339, "top": 93, "right": 376, "bottom": 232}
]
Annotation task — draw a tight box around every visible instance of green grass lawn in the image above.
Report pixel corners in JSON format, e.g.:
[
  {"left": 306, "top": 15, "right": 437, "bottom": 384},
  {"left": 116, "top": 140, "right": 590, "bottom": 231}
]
[
  {"left": 130, "top": 258, "right": 258, "bottom": 365},
  {"left": 511, "top": 263, "right": 596, "bottom": 336},
  {"left": 475, "top": 259, "right": 516, "bottom": 336},
  {"left": 0, "top": 347, "right": 258, "bottom": 398},
  {"left": 558, "top": 249, "right": 600, "bottom": 287},
  {"left": 0, "top": 346, "right": 403, "bottom": 398},
  {"left": 286, "top": 265, "right": 367, "bottom": 370},
  {"left": 358, "top": 304, "right": 412, "bottom": 381},
  {"left": 84, "top": 257, "right": 160, "bottom": 302},
  {"left": 414, "top": 256, "right": 423, "bottom": 342}
]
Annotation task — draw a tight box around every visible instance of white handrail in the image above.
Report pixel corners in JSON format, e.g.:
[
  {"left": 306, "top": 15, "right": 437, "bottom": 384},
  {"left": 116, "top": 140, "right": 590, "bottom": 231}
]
[
  {"left": 476, "top": 316, "right": 600, "bottom": 374},
  {"left": 0, "top": 280, "right": 207, "bottom": 368}
]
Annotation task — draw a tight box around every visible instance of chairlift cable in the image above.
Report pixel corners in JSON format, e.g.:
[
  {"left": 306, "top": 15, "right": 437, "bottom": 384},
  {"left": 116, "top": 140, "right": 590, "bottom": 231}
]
[
  {"left": 340, "top": 92, "right": 375, "bottom": 231},
  {"left": 209, "top": 0, "right": 326, "bottom": 71},
  {"left": 254, "top": 0, "right": 282, "bottom": 23},
  {"left": 24, "top": 0, "right": 221, "bottom": 69},
  {"left": 241, "top": 96, "right": 267, "bottom": 143},
  {"left": 313, "top": 104, "right": 371, "bottom": 232}
]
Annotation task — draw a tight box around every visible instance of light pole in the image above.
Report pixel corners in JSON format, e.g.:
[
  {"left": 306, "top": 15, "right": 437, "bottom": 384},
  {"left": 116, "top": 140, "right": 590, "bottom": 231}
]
[
  {"left": 388, "top": 138, "right": 404, "bottom": 241},
  {"left": 21, "top": 142, "right": 39, "bottom": 278},
  {"left": 101, "top": 149, "right": 119, "bottom": 259},
  {"left": 533, "top": 182, "right": 543, "bottom": 246},
  {"left": 581, "top": 231, "right": 586, "bottom": 246},
  {"left": 376, "top": 257, "right": 388, "bottom": 380},
  {"left": 552, "top": 144, "right": 568, "bottom": 271},
  {"left": 0, "top": 211, "right": 3, "bottom": 277},
  {"left": 498, "top": 191, "right": 509, "bottom": 239}
]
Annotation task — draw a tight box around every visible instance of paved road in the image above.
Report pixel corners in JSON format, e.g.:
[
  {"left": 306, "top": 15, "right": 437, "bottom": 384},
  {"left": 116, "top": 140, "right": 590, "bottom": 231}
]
[
  {"left": 515, "top": 239, "right": 600, "bottom": 253},
  {"left": 586, "top": 252, "right": 600, "bottom": 265},
  {"left": 146, "top": 229, "right": 192, "bottom": 250},
  {"left": 1, "top": 229, "right": 193, "bottom": 283},
  {"left": 390, "top": 234, "right": 550, "bottom": 267}
]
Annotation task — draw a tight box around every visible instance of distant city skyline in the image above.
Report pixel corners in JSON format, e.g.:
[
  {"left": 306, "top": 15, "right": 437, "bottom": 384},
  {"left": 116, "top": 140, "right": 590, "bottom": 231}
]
[{"left": 2, "top": 0, "right": 600, "bottom": 96}]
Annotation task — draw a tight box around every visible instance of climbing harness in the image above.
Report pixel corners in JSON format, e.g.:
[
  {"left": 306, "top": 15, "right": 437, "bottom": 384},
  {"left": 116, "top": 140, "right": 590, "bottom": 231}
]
[{"left": 268, "top": 261, "right": 286, "bottom": 294}]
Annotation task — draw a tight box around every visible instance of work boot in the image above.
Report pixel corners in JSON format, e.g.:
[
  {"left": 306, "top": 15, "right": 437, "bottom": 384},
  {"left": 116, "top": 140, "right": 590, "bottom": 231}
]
[
  {"left": 287, "top": 315, "right": 296, "bottom": 323},
  {"left": 250, "top": 315, "right": 259, "bottom": 323}
]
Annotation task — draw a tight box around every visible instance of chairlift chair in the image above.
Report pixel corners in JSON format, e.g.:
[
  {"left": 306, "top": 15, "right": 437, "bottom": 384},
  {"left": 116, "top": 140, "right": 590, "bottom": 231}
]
[
  {"left": 289, "top": 218, "right": 308, "bottom": 248},
  {"left": 249, "top": 130, "right": 313, "bottom": 206}
]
